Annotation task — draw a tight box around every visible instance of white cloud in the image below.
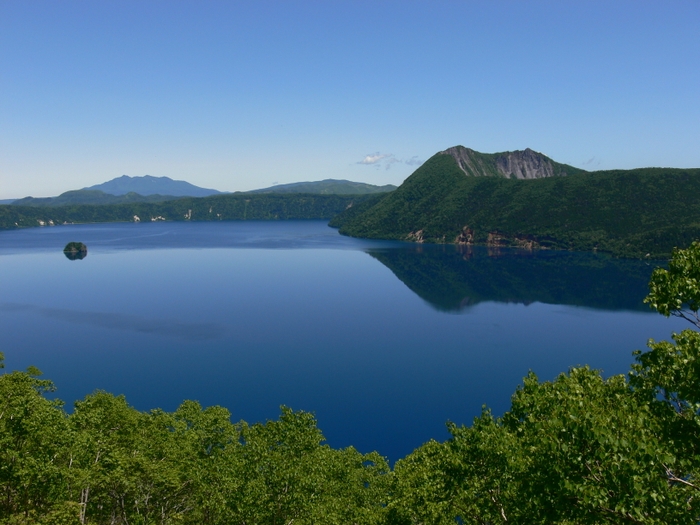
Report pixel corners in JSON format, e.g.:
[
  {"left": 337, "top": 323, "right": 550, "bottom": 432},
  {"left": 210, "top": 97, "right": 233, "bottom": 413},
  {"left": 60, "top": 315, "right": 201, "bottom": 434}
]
[
  {"left": 357, "top": 152, "right": 423, "bottom": 170},
  {"left": 358, "top": 153, "right": 392, "bottom": 165},
  {"left": 404, "top": 156, "right": 423, "bottom": 167}
]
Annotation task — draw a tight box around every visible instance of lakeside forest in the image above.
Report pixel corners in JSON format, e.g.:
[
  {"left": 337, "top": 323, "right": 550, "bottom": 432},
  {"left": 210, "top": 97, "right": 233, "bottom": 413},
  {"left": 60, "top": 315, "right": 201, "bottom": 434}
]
[
  {"left": 331, "top": 154, "right": 700, "bottom": 259},
  {"left": 3, "top": 155, "right": 700, "bottom": 258},
  {"left": 2, "top": 242, "right": 700, "bottom": 524}
]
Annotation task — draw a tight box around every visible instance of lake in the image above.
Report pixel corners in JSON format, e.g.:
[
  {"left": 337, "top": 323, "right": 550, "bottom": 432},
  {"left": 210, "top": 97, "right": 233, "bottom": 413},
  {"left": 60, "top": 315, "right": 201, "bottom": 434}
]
[{"left": 0, "top": 220, "right": 686, "bottom": 461}]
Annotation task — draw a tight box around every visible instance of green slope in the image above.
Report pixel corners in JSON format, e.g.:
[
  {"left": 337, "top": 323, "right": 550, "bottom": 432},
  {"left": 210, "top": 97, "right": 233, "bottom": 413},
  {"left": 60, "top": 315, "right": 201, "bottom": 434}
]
[
  {"left": 334, "top": 150, "right": 700, "bottom": 258},
  {"left": 11, "top": 190, "right": 181, "bottom": 207},
  {"left": 0, "top": 193, "right": 376, "bottom": 230},
  {"left": 246, "top": 179, "right": 397, "bottom": 195}
]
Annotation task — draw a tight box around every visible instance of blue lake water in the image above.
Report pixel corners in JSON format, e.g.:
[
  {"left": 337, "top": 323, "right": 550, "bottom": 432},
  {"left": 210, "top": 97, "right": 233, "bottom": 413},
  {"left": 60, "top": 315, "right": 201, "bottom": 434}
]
[{"left": 0, "top": 220, "right": 686, "bottom": 461}]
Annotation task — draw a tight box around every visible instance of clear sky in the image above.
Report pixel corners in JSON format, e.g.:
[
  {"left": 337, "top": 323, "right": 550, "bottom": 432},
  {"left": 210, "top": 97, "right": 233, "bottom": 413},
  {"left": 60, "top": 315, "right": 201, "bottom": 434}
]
[{"left": 1, "top": 1, "right": 699, "bottom": 198}]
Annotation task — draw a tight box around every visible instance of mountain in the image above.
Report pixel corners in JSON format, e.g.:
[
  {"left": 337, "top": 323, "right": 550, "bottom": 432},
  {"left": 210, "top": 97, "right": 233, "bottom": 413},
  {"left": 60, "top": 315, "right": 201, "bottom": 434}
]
[
  {"left": 85, "top": 175, "right": 222, "bottom": 197},
  {"left": 246, "top": 179, "right": 397, "bottom": 195},
  {"left": 332, "top": 146, "right": 700, "bottom": 258},
  {"left": 10, "top": 190, "right": 182, "bottom": 207}
]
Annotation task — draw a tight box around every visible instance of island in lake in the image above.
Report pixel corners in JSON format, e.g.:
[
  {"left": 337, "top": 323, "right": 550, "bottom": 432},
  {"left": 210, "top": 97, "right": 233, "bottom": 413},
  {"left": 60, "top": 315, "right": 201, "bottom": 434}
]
[
  {"left": 3, "top": 147, "right": 700, "bottom": 258},
  {"left": 63, "top": 241, "right": 87, "bottom": 260}
]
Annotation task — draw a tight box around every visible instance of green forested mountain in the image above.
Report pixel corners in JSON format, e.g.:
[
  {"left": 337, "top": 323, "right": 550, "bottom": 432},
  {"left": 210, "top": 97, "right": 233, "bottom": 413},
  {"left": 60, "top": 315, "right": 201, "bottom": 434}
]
[
  {"left": 0, "top": 193, "right": 375, "bottom": 230},
  {"left": 2, "top": 243, "right": 700, "bottom": 524},
  {"left": 246, "top": 179, "right": 397, "bottom": 195},
  {"left": 333, "top": 147, "right": 700, "bottom": 258},
  {"left": 10, "top": 190, "right": 181, "bottom": 207}
]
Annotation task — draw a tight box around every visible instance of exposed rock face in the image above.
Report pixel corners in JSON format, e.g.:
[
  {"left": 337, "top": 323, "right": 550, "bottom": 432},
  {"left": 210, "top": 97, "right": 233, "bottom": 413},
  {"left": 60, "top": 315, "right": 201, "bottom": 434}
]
[
  {"left": 406, "top": 230, "right": 425, "bottom": 243},
  {"left": 494, "top": 149, "right": 556, "bottom": 179},
  {"left": 440, "top": 146, "right": 563, "bottom": 179},
  {"left": 454, "top": 226, "right": 474, "bottom": 245}
]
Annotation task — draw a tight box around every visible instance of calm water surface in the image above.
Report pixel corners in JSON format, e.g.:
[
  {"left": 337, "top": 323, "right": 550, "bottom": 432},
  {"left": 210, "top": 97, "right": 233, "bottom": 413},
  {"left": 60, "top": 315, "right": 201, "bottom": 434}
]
[{"left": 0, "top": 220, "right": 685, "bottom": 460}]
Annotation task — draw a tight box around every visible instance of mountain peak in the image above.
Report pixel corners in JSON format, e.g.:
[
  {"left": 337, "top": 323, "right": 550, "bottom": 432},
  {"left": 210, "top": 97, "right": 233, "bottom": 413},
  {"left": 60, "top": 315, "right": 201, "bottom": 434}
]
[
  {"left": 84, "top": 175, "right": 221, "bottom": 197},
  {"left": 439, "top": 145, "right": 579, "bottom": 179}
]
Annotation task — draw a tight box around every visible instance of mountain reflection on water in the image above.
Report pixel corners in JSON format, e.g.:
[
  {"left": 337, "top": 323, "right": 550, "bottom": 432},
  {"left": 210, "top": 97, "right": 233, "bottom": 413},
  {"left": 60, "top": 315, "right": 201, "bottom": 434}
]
[
  {"left": 368, "top": 245, "right": 659, "bottom": 312},
  {"left": 1, "top": 221, "right": 685, "bottom": 461}
]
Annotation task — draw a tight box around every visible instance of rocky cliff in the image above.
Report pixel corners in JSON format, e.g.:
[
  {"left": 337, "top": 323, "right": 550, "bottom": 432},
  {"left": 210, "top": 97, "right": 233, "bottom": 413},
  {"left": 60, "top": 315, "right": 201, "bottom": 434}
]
[{"left": 440, "top": 146, "right": 582, "bottom": 179}]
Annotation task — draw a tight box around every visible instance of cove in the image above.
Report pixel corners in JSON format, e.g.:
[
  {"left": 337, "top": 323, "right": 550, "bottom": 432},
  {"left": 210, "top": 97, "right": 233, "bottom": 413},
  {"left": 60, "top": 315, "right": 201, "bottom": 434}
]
[{"left": 0, "top": 220, "right": 686, "bottom": 461}]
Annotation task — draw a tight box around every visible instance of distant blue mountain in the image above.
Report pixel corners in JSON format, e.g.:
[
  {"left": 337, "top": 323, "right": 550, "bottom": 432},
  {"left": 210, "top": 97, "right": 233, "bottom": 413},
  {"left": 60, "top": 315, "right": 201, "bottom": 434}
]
[{"left": 84, "top": 175, "right": 222, "bottom": 197}]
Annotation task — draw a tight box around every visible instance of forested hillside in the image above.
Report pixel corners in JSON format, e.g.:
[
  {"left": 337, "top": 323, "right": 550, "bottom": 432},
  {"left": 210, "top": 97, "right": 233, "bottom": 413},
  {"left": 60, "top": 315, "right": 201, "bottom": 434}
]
[
  {"left": 0, "top": 193, "right": 374, "bottom": 230},
  {"left": 333, "top": 150, "right": 700, "bottom": 258},
  {"left": 245, "top": 179, "right": 396, "bottom": 195},
  {"left": 10, "top": 190, "right": 180, "bottom": 207}
]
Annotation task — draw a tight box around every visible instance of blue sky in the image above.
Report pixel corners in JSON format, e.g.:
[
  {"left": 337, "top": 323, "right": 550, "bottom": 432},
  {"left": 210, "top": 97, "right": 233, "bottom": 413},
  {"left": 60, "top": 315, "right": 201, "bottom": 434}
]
[{"left": 1, "top": 1, "right": 699, "bottom": 198}]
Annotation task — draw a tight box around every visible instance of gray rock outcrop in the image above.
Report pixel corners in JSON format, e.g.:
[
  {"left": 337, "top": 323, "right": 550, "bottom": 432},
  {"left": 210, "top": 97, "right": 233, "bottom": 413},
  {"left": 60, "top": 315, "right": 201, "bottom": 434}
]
[{"left": 440, "top": 146, "right": 571, "bottom": 179}]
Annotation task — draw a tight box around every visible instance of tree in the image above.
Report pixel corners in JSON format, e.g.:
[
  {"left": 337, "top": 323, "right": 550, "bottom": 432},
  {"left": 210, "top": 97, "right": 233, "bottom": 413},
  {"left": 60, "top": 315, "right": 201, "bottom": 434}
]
[
  {"left": 233, "top": 406, "right": 390, "bottom": 525},
  {"left": 645, "top": 240, "right": 700, "bottom": 328},
  {"left": 630, "top": 240, "right": 700, "bottom": 502},
  {"left": 0, "top": 364, "right": 75, "bottom": 523},
  {"left": 389, "top": 241, "right": 700, "bottom": 524}
]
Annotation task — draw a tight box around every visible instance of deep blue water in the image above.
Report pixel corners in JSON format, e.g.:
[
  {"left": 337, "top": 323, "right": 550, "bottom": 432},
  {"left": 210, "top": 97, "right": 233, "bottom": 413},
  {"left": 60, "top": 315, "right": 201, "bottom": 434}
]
[{"left": 0, "top": 220, "right": 686, "bottom": 461}]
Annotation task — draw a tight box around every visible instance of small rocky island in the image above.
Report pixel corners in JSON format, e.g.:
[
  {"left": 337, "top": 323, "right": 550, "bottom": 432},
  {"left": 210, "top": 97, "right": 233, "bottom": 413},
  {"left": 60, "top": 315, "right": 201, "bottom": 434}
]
[{"left": 63, "top": 241, "right": 87, "bottom": 260}]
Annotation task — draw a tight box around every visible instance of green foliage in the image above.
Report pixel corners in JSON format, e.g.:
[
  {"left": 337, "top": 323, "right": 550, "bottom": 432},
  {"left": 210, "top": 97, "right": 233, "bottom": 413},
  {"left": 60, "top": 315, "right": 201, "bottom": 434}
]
[
  {"left": 327, "top": 193, "right": 389, "bottom": 228},
  {"left": 503, "top": 369, "right": 686, "bottom": 524},
  {"left": 390, "top": 368, "right": 696, "bottom": 524},
  {"left": 387, "top": 241, "right": 700, "bottom": 524},
  {"left": 3, "top": 242, "right": 700, "bottom": 522},
  {"left": 0, "top": 373, "right": 390, "bottom": 525},
  {"left": 337, "top": 151, "right": 700, "bottom": 258},
  {"left": 11, "top": 190, "right": 178, "bottom": 208},
  {"left": 0, "top": 367, "right": 70, "bottom": 522},
  {"left": 629, "top": 240, "right": 700, "bottom": 502},
  {"left": 0, "top": 193, "right": 379, "bottom": 231},
  {"left": 645, "top": 240, "right": 700, "bottom": 327},
  {"left": 63, "top": 242, "right": 87, "bottom": 253},
  {"left": 234, "top": 407, "right": 390, "bottom": 524}
]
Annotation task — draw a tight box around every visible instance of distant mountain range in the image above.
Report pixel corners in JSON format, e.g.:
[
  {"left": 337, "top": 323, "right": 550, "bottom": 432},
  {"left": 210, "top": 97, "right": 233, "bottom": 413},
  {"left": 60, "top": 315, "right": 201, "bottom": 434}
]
[
  {"left": 6, "top": 176, "right": 395, "bottom": 206},
  {"left": 245, "top": 179, "right": 396, "bottom": 195},
  {"left": 5, "top": 148, "right": 700, "bottom": 258}
]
